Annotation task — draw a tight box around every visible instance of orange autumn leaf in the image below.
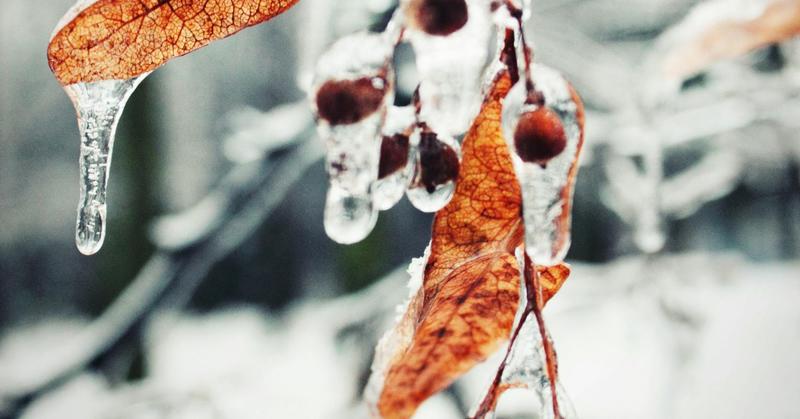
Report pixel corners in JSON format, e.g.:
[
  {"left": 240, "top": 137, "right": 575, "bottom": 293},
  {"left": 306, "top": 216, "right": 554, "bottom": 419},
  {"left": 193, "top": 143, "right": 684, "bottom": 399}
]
[
  {"left": 538, "top": 262, "right": 571, "bottom": 306},
  {"left": 372, "top": 71, "right": 571, "bottom": 419},
  {"left": 47, "top": 0, "right": 300, "bottom": 85}
]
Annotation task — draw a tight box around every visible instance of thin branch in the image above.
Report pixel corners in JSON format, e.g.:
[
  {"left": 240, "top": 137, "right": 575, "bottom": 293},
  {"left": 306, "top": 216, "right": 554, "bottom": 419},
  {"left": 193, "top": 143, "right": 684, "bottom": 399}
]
[{"left": 0, "top": 135, "right": 323, "bottom": 419}]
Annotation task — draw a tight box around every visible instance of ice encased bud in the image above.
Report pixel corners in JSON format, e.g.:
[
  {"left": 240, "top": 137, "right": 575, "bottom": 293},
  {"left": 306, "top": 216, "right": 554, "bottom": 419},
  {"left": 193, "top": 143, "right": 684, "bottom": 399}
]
[
  {"left": 311, "top": 32, "right": 396, "bottom": 244},
  {"left": 502, "top": 64, "right": 583, "bottom": 266},
  {"left": 315, "top": 77, "right": 388, "bottom": 126},
  {"left": 403, "top": 0, "right": 469, "bottom": 36},
  {"left": 406, "top": 128, "right": 461, "bottom": 212},
  {"left": 513, "top": 107, "right": 567, "bottom": 165},
  {"left": 373, "top": 106, "right": 417, "bottom": 211},
  {"left": 404, "top": 0, "right": 492, "bottom": 137}
]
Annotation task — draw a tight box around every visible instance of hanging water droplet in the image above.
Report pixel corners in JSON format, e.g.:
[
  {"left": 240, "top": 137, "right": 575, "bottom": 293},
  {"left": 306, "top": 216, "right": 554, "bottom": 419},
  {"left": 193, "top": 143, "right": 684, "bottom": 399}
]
[
  {"left": 64, "top": 75, "right": 148, "bottom": 255},
  {"left": 373, "top": 106, "right": 416, "bottom": 211},
  {"left": 312, "top": 32, "right": 396, "bottom": 243},
  {"left": 324, "top": 185, "right": 379, "bottom": 245},
  {"left": 502, "top": 64, "right": 583, "bottom": 266},
  {"left": 406, "top": 129, "right": 460, "bottom": 212},
  {"left": 405, "top": 0, "right": 492, "bottom": 137}
]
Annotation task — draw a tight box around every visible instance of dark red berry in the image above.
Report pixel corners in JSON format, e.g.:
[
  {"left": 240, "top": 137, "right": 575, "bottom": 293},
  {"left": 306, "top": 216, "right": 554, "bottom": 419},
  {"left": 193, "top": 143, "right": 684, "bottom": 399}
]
[
  {"left": 418, "top": 132, "right": 460, "bottom": 192},
  {"left": 315, "top": 77, "right": 387, "bottom": 125},
  {"left": 378, "top": 134, "right": 411, "bottom": 179},
  {"left": 513, "top": 107, "right": 567, "bottom": 165},
  {"left": 409, "top": 0, "right": 469, "bottom": 36}
]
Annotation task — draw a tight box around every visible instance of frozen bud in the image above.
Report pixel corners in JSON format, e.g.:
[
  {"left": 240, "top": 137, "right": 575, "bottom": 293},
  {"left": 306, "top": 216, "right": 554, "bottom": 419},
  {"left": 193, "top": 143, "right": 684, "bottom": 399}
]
[
  {"left": 406, "top": 0, "right": 469, "bottom": 36},
  {"left": 315, "top": 77, "right": 388, "bottom": 126},
  {"left": 513, "top": 107, "right": 567, "bottom": 166},
  {"left": 406, "top": 129, "right": 461, "bottom": 212},
  {"left": 418, "top": 131, "right": 460, "bottom": 192},
  {"left": 311, "top": 32, "right": 396, "bottom": 244},
  {"left": 373, "top": 106, "right": 417, "bottom": 211},
  {"left": 502, "top": 64, "right": 585, "bottom": 266},
  {"left": 404, "top": 0, "right": 490, "bottom": 137},
  {"left": 310, "top": 31, "right": 395, "bottom": 129},
  {"left": 379, "top": 134, "right": 411, "bottom": 179}
]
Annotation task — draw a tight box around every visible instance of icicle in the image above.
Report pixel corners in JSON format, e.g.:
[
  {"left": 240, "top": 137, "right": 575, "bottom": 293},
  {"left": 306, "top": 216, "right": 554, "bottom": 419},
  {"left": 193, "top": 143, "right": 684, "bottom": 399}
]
[
  {"left": 373, "top": 106, "right": 416, "bottom": 211},
  {"left": 64, "top": 75, "right": 148, "bottom": 255},
  {"left": 406, "top": 128, "right": 461, "bottom": 212},
  {"left": 502, "top": 64, "right": 582, "bottom": 266},
  {"left": 323, "top": 183, "right": 380, "bottom": 245},
  {"left": 403, "top": 0, "right": 492, "bottom": 137},
  {"left": 311, "top": 32, "right": 396, "bottom": 244}
]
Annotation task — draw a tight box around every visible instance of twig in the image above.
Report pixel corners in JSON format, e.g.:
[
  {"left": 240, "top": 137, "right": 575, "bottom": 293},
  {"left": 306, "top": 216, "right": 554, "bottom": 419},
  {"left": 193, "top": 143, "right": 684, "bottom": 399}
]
[{"left": 0, "top": 135, "right": 323, "bottom": 419}]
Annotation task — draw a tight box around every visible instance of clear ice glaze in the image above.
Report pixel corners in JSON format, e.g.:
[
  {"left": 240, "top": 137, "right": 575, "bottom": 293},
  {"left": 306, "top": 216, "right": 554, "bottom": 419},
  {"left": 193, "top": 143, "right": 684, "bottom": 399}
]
[
  {"left": 494, "top": 312, "right": 576, "bottom": 419},
  {"left": 65, "top": 75, "right": 148, "bottom": 255},
  {"left": 405, "top": 0, "right": 492, "bottom": 137},
  {"left": 405, "top": 129, "right": 461, "bottom": 213},
  {"left": 373, "top": 106, "right": 416, "bottom": 211},
  {"left": 502, "top": 64, "right": 582, "bottom": 266},
  {"left": 312, "top": 32, "right": 396, "bottom": 243}
]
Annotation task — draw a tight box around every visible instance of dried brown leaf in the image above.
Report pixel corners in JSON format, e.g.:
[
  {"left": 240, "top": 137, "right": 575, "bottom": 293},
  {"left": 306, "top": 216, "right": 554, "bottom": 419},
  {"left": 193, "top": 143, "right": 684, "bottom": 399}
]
[
  {"left": 373, "top": 71, "right": 571, "bottom": 419},
  {"left": 48, "top": 0, "right": 300, "bottom": 85}
]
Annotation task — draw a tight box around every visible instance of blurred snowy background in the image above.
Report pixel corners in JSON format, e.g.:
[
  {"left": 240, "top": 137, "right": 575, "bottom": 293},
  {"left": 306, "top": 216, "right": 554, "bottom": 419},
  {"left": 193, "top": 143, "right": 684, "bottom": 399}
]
[{"left": 1, "top": 0, "right": 799, "bottom": 418}]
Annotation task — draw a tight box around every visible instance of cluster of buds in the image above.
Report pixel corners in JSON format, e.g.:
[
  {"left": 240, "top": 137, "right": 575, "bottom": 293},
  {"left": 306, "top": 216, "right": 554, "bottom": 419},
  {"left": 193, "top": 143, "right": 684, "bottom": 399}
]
[{"left": 311, "top": 0, "right": 489, "bottom": 243}]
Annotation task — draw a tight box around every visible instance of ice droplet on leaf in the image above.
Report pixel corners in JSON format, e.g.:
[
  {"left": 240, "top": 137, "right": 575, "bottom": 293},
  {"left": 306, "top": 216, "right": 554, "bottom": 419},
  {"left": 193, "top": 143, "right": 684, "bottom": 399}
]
[
  {"left": 405, "top": 0, "right": 492, "bottom": 137},
  {"left": 312, "top": 32, "right": 395, "bottom": 244},
  {"left": 406, "top": 129, "right": 461, "bottom": 212},
  {"left": 66, "top": 75, "right": 148, "bottom": 255},
  {"left": 502, "top": 64, "right": 583, "bottom": 266},
  {"left": 374, "top": 106, "right": 417, "bottom": 211}
]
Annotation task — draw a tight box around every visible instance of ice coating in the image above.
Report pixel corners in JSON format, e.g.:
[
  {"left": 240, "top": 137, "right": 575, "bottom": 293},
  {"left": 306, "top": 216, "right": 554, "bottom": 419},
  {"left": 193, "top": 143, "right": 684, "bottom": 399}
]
[
  {"left": 405, "top": 0, "right": 492, "bottom": 137},
  {"left": 406, "top": 129, "right": 461, "bottom": 212},
  {"left": 312, "top": 32, "right": 396, "bottom": 244},
  {"left": 324, "top": 184, "right": 380, "bottom": 245},
  {"left": 373, "top": 106, "right": 417, "bottom": 211},
  {"left": 488, "top": 312, "right": 576, "bottom": 419},
  {"left": 472, "top": 249, "right": 576, "bottom": 419},
  {"left": 502, "top": 64, "right": 583, "bottom": 266},
  {"left": 364, "top": 243, "right": 430, "bottom": 417},
  {"left": 320, "top": 102, "right": 384, "bottom": 243},
  {"left": 65, "top": 75, "right": 148, "bottom": 255}
]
